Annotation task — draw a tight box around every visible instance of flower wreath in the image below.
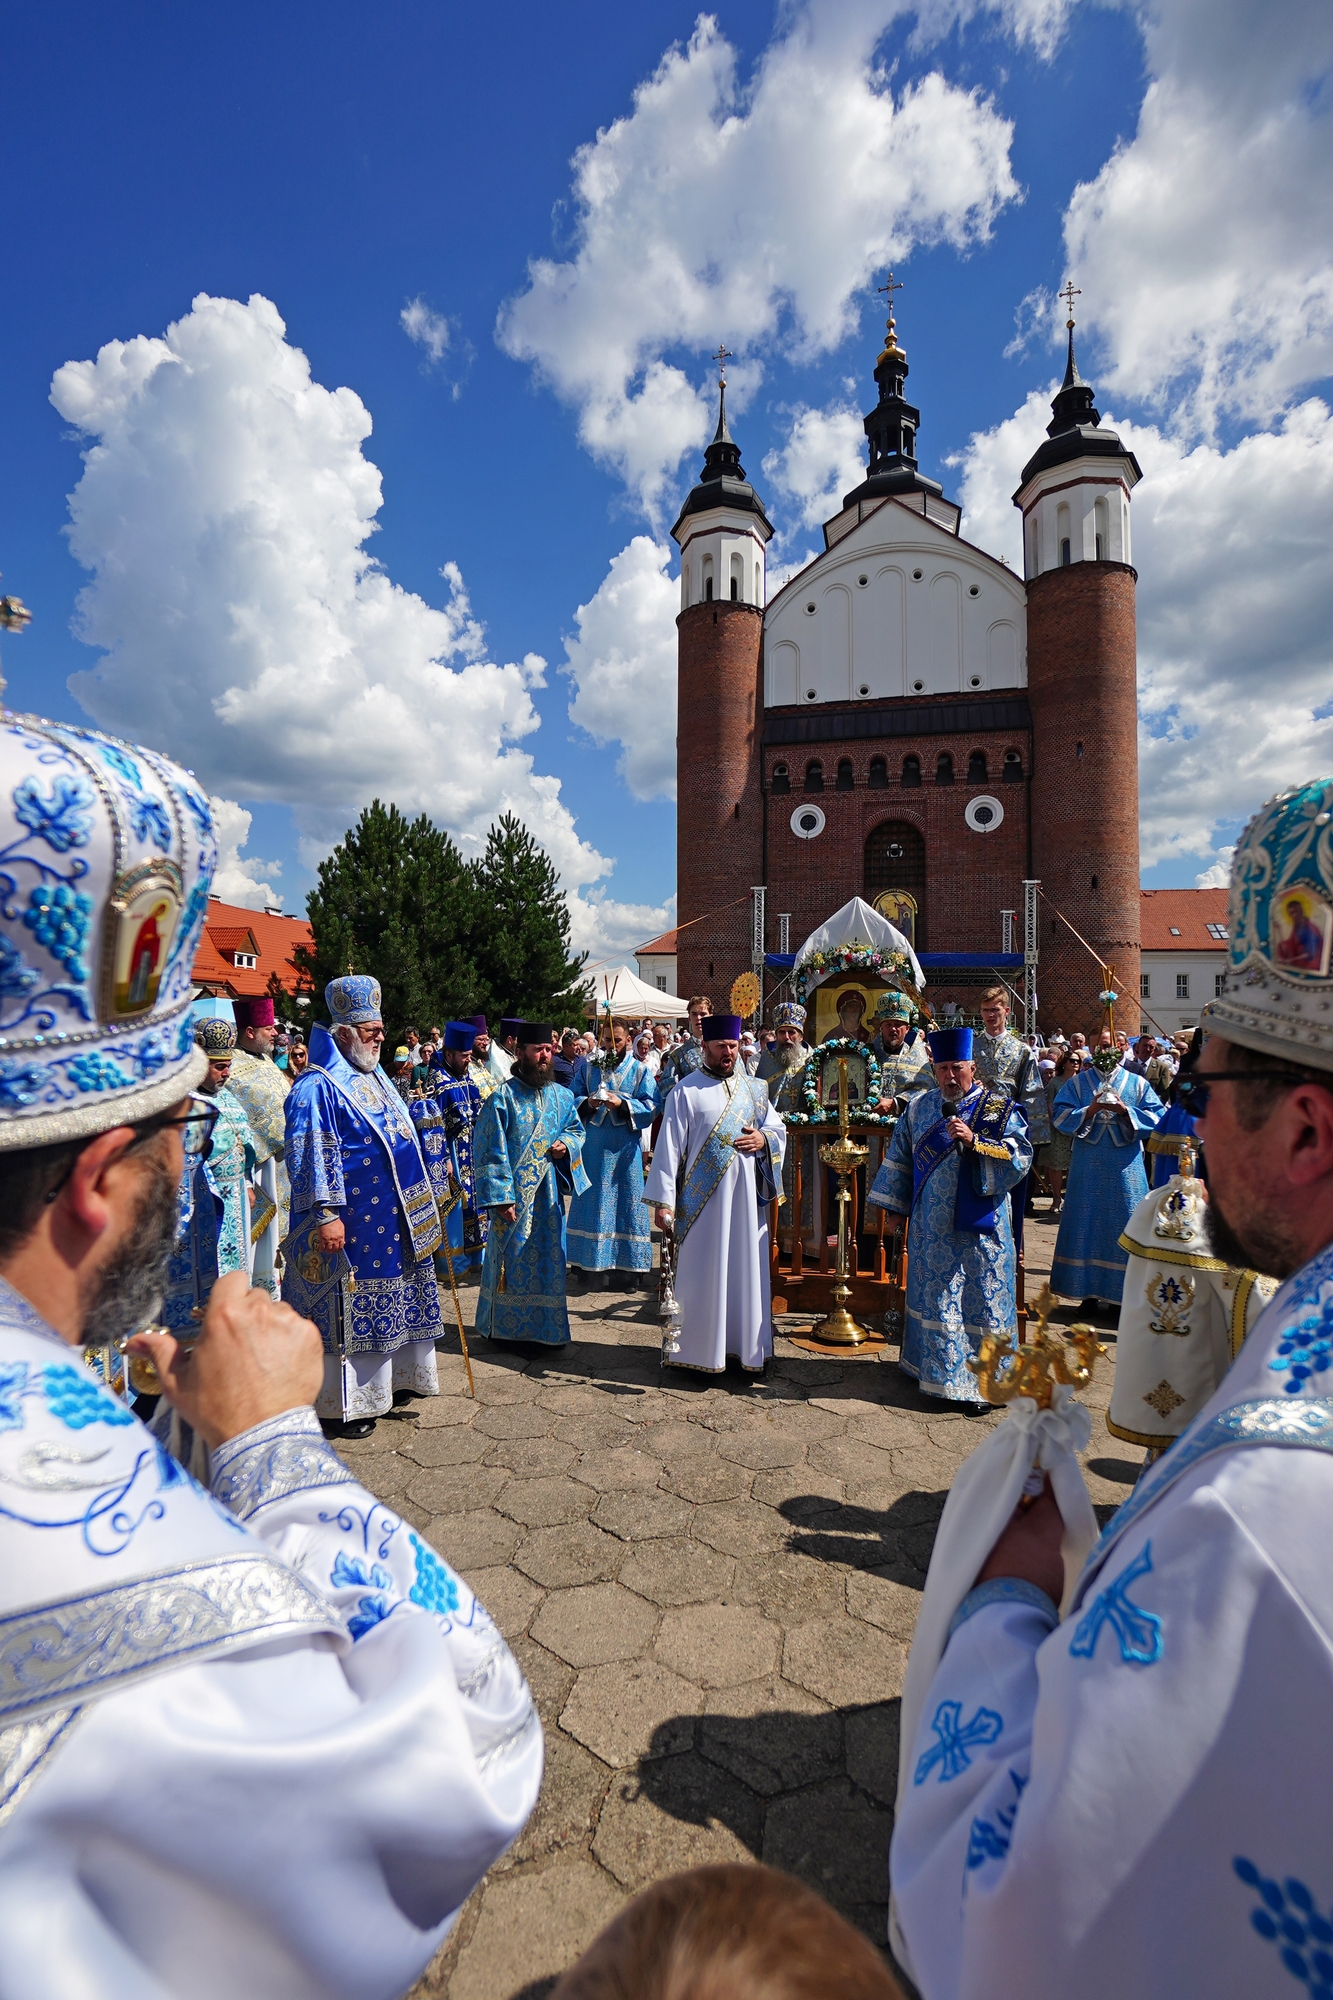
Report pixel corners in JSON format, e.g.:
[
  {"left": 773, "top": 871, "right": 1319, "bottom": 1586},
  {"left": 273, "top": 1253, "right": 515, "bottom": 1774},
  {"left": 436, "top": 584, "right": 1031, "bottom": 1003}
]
[
  {"left": 780, "top": 1036, "right": 892, "bottom": 1127},
  {"left": 792, "top": 944, "right": 917, "bottom": 1007}
]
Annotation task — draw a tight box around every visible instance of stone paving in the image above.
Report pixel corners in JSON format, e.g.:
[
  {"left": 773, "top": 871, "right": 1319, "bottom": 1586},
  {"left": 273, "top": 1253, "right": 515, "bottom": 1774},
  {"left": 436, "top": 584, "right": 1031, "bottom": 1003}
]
[{"left": 329, "top": 1218, "right": 1138, "bottom": 2000}]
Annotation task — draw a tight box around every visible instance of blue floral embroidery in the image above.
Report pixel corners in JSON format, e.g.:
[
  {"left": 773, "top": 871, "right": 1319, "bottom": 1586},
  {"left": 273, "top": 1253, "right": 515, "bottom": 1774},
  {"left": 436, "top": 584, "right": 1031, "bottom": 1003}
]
[
  {"left": 1270, "top": 1290, "right": 1333, "bottom": 1395},
  {"left": 0, "top": 933, "right": 39, "bottom": 999},
  {"left": 13, "top": 774, "right": 95, "bottom": 853},
  {"left": 1235, "top": 1858, "right": 1333, "bottom": 1990},
  {"left": 0, "top": 1059, "right": 46, "bottom": 1109},
  {"left": 408, "top": 1532, "right": 460, "bottom": 1615},
  {"left": 914, "top": 1700, "right": 1004, "bottom": 1785},
  {"left": 23, "top": 882, "right": 94, "bottom": 983},
  {"left": 166, "top": 880, "right": 211, "bottom": 974},
  {"left": 0, "top": 1360, "right": 28, "bottom": 1431},
  {"left": 122, "top": 789, "right": 172, "bottom": 850},
  {"left": 98, "top": 742, "right": 143, "bottom": 789},
  {"left": 1070, "top": 1543, "right": 1163, "bottom": 1665},
  {"left": 41, "top": 1363, "right": 134, "bottom": 1430},
  {"left": 178, "top": 782, "right": 213, "bottom": 840},
  {"left": 66, "top": 1051, "right": 133, "bottom": 1094},
  {"left": 330, "top": 1551, "right": 393, "bottom": 1593},
  {"left": 347, "top": 1595, "right": 394, "bottom": 1642},
  {"left": 966, "top": 1770, "right": 1028, "bottom": 1872}
]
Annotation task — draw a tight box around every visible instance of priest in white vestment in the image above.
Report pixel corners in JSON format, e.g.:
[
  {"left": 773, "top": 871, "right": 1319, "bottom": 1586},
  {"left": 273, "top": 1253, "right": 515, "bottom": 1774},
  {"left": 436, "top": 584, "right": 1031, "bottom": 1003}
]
[
  {"left": 888, "top": 776, "right": 1333, "bottom": 2000},
  {"left": 646, "top": 1012, "right": 785, "bottom": 1372},
  {"left": 0, "top": 721, "right": 540, "bottom": 2000}
]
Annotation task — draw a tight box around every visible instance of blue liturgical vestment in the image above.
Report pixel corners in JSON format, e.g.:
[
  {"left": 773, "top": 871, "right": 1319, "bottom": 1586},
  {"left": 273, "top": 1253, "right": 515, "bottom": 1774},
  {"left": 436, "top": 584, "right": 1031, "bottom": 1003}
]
[
  {"left": 869, "top": 1083, "right": 1031, "bottom": 1405},
  {"left": 1050, "top": 1063, "right": 1164, "bottom": 1302},
  {"left": 474, "top": 1076, "right": 588, "bottom": 1345},
  {"left": 425, "top": 1067, "right": 489, "bottom": 1274},
  {"left": 281, "top": 1025, "right": 444, "bottom": 1359},
  {"left": 1146, "top": 1097, "right": 1202, "bottom": 1189},
  {"left": 566, "top": 1050, "right": 660, "bottom": 1272}
]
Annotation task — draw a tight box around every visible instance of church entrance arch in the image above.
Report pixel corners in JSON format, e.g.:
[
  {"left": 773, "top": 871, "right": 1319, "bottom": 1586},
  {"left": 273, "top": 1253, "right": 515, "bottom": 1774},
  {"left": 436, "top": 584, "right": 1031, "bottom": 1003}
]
[{"left": 864, "top": 820, "right": 926, "bottom": 946}]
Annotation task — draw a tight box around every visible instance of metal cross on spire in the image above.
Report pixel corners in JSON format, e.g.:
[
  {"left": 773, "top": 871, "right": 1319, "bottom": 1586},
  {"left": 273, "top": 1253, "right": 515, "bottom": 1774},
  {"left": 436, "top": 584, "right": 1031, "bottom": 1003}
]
[
  {"left": 712, "top": 343, "right": 733, "bottom": 383},
  {"left": 1060, "top": 280, "right": 1082, "bottom": 328},
  {"left": 877, "top": 271, "right": 904, "bottom": 320}
]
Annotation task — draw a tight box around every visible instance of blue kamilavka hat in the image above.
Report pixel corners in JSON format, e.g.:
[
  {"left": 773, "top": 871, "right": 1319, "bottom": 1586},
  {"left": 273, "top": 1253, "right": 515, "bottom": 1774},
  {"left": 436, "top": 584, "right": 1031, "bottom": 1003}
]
[
  {"left": 443, "top": 1021, "right": 476, "bottom": 1052},
  {"left": 701, "top": 1015, "right": 743, "bottom": 1041},
  {"left": 927, "top": 1026, "right": 974, "bottom": 1064}
]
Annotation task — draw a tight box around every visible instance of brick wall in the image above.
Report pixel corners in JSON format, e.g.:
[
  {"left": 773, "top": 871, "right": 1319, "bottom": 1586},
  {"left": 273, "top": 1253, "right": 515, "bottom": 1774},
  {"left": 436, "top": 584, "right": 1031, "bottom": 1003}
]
[
  {"left": 676, "top": 601, "right": 765, "bottom": 1004},
  {"left": 1026, "top": 561, "right": 1141, "bottom": 1036}
]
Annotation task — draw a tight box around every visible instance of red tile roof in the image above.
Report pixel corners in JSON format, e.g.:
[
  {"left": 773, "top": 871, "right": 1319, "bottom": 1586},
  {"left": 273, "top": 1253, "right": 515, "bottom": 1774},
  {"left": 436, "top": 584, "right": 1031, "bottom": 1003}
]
[
  {"left": 1140, "top": 887, "right": 1230, "bottom": 951},
  {"left": 192, "top": 898, "right": 315, "bottom": 998},
  {"left": 636, "top": 928, "right": 679, "bottom": 955}
]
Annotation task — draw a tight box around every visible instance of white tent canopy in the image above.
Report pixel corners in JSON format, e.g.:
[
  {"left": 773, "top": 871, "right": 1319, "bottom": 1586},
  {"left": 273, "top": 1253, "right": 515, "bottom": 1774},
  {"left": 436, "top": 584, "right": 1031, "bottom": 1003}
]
[
  {"left": 793, "top": 896, "right": 926, "bottom": 991},
  {"left": 583, "top": 966, "right": 690, "bottom": 1018}
]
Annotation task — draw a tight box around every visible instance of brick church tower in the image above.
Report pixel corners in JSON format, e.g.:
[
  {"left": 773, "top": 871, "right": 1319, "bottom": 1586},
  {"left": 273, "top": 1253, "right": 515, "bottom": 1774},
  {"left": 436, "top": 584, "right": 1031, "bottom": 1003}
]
[
  {"left": 669, "top": 303, "right": 1143, "bottom": 1037},
  {"left": 1015, "top": 314, "right": 1143, "bottom": 1033}
]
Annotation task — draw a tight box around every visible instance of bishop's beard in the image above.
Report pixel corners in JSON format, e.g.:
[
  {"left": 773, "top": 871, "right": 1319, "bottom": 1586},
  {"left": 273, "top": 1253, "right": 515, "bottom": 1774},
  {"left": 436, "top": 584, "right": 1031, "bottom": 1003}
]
[
  {"left": 334, "top": 1027, "right": 381, "bottom": 1073},
  {"left": 773, "top": 1041, "right": 806, "bottom": 1073}
]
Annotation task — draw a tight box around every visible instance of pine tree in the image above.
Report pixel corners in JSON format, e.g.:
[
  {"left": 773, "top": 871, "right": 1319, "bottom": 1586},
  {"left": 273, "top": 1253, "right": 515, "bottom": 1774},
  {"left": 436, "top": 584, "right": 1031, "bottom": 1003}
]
[
  {"left": 295, "top": 802, "right": 481, "bottom": 1043},
  {"left": 468, "top": 813, "right": 586, "bottom": 1023}
]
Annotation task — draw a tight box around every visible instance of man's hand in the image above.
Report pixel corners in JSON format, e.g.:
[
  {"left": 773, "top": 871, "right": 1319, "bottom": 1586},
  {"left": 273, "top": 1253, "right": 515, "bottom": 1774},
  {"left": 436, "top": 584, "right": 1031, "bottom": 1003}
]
[
  {"left": 945, "top": 1118, "right": 975, "bottom": 1147},
  {"left": 603, "top": 1092, "right": 623, "bottom": 1109},
  {"left": 654, "top": 1205, "right": 674, "bottom": 1233},
  {"left": 972, "top": 1479, "right": 1065, "bottom": 1606},
  {"left": 316, "top": 1219, "right": 345, "bottom": 1252},
  {"left": 127, "top": 1271, "right": 324, "bottom": 1450},
  {"left": 492, "top": 1203, "right": 518, "bottom": 1224},
  {"left": 734, "top": 1124, "right": 766, "bottom": 1155},
  {"left": 549, "top": 1141, "right": 568, "bottom": 1162}
]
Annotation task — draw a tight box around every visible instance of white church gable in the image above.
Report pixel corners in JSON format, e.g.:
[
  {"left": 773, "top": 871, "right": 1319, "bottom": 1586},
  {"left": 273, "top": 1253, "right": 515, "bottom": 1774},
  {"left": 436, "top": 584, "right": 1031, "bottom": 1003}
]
[{"left": 763, "top": 499, "right": 1027, "bottom": 710}]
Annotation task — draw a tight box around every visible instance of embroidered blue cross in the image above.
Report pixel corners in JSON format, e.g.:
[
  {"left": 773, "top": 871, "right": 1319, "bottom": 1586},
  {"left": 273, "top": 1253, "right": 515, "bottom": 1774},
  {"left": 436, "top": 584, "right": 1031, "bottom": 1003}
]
[
  {"left": 1070, "top": 1543, "right": 1163, "bottom": 1665},
  {"left": 914, "top": 1699, "right": 1003, "bottom": 1785}
]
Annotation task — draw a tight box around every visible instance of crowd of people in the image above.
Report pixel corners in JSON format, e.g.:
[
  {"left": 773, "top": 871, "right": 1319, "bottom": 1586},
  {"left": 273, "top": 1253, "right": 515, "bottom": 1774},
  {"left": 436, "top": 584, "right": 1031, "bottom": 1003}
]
[{"left": 7, "top": 701, "right": 1333, "bottom": 2000}]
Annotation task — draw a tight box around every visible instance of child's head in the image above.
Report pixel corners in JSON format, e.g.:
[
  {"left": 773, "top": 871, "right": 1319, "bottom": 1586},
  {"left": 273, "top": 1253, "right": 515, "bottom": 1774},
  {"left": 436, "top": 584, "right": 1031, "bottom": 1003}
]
[{"left": 550, "top": 1864, "right": 903, "bottom": 2000}]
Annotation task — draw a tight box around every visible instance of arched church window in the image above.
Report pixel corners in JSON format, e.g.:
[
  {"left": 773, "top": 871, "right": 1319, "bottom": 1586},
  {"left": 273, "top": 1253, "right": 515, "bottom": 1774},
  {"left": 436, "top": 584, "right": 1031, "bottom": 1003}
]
[
  {"left": 1002, "top": 749, "right": 1024, "bottom": 783},
  {"left": 1060, "top": 540, "right": 1072, "bottom": 567},
  {"left": 804, "top": 760, "right": 824, "bottom": 793},
  {"left": 705, "top": 576, "right": 715, "bottom": 601},
  {"left": 936, "top": 753, "right": 954, "bottom": 786},
  {"left": 967, "top": 751, "right": 987, "bottom": 784},
  {"left": 836, "top": 759, "right": 854, "bottom": 791},
  {"left": 901, "top": 755, "right": 921, "bottom": 788},
  {"left": 1095, "top": 496, "right": 1109, "bottom": 562},
  {"left": 864, "top": 820, "right": 927, "bottom": 944},
  {"left": 730, "top": 576, "right": 738, "bottom": 600},
  {"left": 868, "top": 757, "right": 888, "bottom": 789},
  {"left": 771, "top": 762, "right": 790, "bottom": 794}
]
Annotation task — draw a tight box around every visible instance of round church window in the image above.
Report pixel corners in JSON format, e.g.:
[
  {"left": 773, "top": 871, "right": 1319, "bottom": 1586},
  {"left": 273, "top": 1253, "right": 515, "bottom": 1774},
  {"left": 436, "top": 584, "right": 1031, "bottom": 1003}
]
[
  {"left": 965, "top": 795, "right": 1005, "bottom": 834},
  {"left": 791, "top": 805, "right": 826, "bottom": 839}
]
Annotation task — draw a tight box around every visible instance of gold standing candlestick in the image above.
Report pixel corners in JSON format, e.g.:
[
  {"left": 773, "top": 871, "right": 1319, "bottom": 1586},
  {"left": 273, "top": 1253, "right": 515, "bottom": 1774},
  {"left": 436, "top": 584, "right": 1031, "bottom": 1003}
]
[{"left": 812, "top": 1056, "right": 871, "bottom": 1346}]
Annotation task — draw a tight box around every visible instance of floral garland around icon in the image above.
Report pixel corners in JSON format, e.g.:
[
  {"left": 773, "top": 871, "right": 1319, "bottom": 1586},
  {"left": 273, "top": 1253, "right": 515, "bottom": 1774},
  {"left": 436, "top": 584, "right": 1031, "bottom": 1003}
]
[
  {"left": 781, "top": 1036, "right": 887, "bottom": 1127},
  {"left": 792, "top": 943, "right": 917, "bottom": 1006}
]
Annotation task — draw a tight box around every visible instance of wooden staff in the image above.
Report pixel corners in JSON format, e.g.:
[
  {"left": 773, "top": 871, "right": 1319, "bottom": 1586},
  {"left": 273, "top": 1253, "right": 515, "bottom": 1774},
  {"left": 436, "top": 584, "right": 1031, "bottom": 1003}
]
[{"left": 436, "top": 1184, "right": 475, "bottom": 1398}]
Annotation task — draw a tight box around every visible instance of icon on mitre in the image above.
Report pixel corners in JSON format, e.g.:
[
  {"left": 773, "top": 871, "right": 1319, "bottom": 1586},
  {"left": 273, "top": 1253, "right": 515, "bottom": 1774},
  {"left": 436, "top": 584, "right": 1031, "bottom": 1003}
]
[{"left": 104, "top": 860, "right": 184, "bottom": 1018}]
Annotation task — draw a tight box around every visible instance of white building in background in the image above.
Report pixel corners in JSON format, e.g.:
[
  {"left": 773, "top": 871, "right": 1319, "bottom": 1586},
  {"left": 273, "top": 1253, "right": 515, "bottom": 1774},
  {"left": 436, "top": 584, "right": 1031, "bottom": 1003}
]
[
  {"left": 634, "top": 928, "right": 678, "bottom": 997},
  {"left": 1139, "top": 888, "right": 1229, "bottom": 1036}
]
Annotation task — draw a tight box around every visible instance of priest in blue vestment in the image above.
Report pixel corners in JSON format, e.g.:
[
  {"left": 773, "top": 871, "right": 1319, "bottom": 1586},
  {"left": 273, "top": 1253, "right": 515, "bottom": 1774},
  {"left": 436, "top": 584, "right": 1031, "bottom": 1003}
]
[
  {"left": 1050, "top": 1039, "right": 1164, "bottom": 1307},
  {"left": 474, "top": 1022, "right": 588, "bottom": 1346},
  {"left": 282, "top": 975, "right": 444, "bottom": 1434},
  {"left": 567, "top": 1021, "right": 660, "bottom": 1287},
  {"left": 423, "top": 1021, "right": 489, "bottom": 1276},
  {"left": 868, "top": 1026, "right": 1032, "bottom": 1404}
]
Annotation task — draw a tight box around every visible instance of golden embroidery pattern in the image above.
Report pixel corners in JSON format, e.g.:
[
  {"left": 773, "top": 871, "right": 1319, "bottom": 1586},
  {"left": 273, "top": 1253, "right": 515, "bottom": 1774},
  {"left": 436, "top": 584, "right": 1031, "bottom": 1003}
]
[
  {"left": 1144, "top": 1379, "right": 1186, "bottom": 1419},
  {"left": 1153, "top": 1183, "right": 1203, "bottom": 1243},
  {"left": 1147, "top": 1270, "right": 1196, "bottom": 1337}
]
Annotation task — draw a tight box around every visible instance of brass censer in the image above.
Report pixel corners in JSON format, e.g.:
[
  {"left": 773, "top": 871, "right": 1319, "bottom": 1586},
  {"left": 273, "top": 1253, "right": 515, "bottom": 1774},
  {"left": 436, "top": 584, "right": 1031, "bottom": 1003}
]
[{"left": 813, "top": 1055, "right": 871, "bottom": 1346}]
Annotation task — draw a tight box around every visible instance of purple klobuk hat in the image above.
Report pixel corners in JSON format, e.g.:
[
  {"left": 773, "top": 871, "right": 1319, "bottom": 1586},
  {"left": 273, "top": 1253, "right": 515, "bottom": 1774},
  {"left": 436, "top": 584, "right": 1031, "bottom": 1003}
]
[{"left": 701, "top": 1015, "right": 743, "bottom": 1041}]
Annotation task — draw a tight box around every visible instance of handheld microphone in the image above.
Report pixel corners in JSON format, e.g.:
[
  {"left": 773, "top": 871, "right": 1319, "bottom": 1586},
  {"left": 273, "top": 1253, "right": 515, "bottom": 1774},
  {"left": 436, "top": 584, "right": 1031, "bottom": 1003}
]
[{"left": 942, "top": 1098, "right": 963, "bottom": 1153}]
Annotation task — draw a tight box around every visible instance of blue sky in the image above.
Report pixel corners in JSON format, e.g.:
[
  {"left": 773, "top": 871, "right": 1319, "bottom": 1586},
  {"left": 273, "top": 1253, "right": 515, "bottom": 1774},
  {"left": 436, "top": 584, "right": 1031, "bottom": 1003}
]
[{"left": 3, "top": 0, "right": 1331, "bottom": 960}]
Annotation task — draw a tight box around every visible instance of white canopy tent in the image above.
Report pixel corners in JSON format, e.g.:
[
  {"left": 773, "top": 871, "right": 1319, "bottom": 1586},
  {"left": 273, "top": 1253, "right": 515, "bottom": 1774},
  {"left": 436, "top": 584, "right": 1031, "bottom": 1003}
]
[
  {"left": 583, "top": 966, "right": 690, "bottom": 1019},
  {"left": 792, "top": 896, "right": 926, "bottom": 991}
]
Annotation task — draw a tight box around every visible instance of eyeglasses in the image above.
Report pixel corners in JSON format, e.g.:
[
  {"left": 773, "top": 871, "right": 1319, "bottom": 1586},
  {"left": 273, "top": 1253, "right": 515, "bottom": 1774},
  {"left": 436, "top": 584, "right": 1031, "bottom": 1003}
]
[
  {"left": 1175, "top": 1070, "right": 1323, "bottom": 1118},
  {"left": 130, "top": 1091, "right": 221, "bottom": 1159}
]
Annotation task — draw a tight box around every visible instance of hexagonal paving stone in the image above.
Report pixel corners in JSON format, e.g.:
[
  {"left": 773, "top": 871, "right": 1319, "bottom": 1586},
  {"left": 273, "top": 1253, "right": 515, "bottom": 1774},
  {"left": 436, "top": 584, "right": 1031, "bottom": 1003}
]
[
  {"left": 498, "top": 1727, "right": 612, "bottom": 1869},
  {"left": 533, "top": 1383, "right": 616, "bottom": 1416},
  {"left": 700, "top": 1677, "right": 842, "bottom": 1796},
  {"left": 471, "top": 1402, "right": 551, "bottom": 1440},
  {"left": 890, "top": 1442, "right": 972, "bottom": 1488},
  {"left": 846, "top": 1568, "right": 922, "bottom": 1641},
  {"left": 807, "top": 1435, "right": 899, "bottom": 1485},
  {"left": 656, "top": 1602, "right": 780, "bottom": 1689},
  {"left": 844, "top": 1406, "right": 924, "bottom": 1450},
  {"left": 659, "top": 1456, "right": 753, "bottom": 1506},
  {"left": 410, "top": 1393, "right": 479, "bottom": 1431},
  {"left": 730, "top": 1549, "right": 847, "bottom": 1625},
  {"left": 463, "top": 1564, "right": 543, "bottom": 1639},
  {"left": 398, "top": 1424, "right": 490, "bottom": 1469},
  {"left": 572, "top": 1445, "right": 664, "bottom": 1493},
  {"left": 551, "top": 1411, "right": 642, "bottom": 1453},
  {"left": 531, "top": 1580, "right": 660, "bottom": 1667},
  {"left": 425, "top": 1507, "right": 521, "bottom": 1572},
  {"left": 514, "top": 1519, "right": 623, "bottom": 1588},
  {"left": 495, "top": 1476, "right": 596, "bottom": 1528},
  {"left": 559, "top": 1658, "right": 701, "bottom": 1768},
  {"left": 763, "top": 1777, "right": 892, "bottom": 1923},
  {"left": 783, "top": 1614, "right": 906, "bottom": 1707},
  {"left": 690, "top": 1499, "right": 786, "bottom": 1559},
  {"left": 508, "top": 1636, "right": 576, "bottom": 1725},
  {"left": 618, "top": 1537, "right": 735, "bottom": 1608},
  {"left": 592, "top": 1489, "right": 694, "bottom": 1543},
  {"left": 468, "top": 1361, "right": 543, "bottom": 1406},
  {"left": 593, "top": 1750, "right": 761, "bottom": 1889},
  {"left": 482, "top": 1434, "right": 577, "bottom": 1477},
  {"left": 405, "top": 1464, "right": 509, "bottom": 1517},
  {"left": 750, "top": 1464, "right": 845, "bottom": 1511},
  {"left": 715, "top": 1426, "right": 807, "bottom": 1470},
  {"left": 447, "top": 1858, "right": 622, "bottom": 2000},
  {"left": 844, "top": 1699, "right": 899, "bottom": 1806},
  {"left": 636, "top": 1418, "right": 717, "bottom": 1461}
]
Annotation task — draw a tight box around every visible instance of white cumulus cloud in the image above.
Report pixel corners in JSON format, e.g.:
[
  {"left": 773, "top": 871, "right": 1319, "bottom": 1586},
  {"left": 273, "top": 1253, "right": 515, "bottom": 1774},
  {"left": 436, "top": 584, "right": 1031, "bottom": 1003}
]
[
  {"left": 497, "top": 4, "right": 1022, "bottom": 518},
  {"left": 762, "top": 402, "right": 867, "bottom": 531},
  {"left": 209, "top": 797, "right": 282, "bottom": 910},
  {"left": 52, "top": 291, "right": 614, "bottom": 902},
  {"left": 562, "top": 537, "right": 679, "bottom": 803},
  {"left": 401, "top": 296, "right": 453, "bottom": 364}
]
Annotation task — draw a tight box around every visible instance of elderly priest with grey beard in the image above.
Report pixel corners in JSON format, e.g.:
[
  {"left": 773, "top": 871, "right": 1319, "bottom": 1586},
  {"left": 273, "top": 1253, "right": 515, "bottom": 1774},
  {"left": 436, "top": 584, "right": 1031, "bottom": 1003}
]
[
  {"left": 0, "top": 718, "right": 540, "bottom": 1998},
  {"left": 646, "top": 1012, "right": 786, "bottom": 1373}
]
